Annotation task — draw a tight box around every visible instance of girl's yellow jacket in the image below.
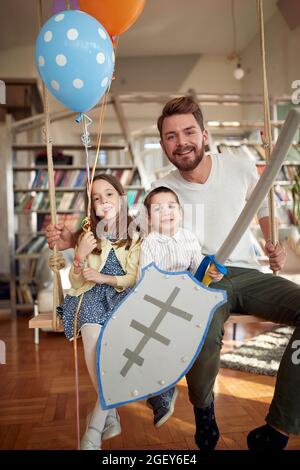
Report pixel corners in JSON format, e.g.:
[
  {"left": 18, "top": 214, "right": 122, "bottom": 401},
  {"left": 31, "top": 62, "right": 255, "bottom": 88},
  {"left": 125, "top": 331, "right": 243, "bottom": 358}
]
[{"left": 68, "top": 233, "right": 141, "bottom": 296}]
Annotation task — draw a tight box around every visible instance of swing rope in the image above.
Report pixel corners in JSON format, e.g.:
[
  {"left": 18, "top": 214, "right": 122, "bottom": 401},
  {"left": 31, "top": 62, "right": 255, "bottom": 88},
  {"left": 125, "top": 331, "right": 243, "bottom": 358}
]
[
  {"left": 192, "top": 2, "right": 279, "bottom": 288},
  {"left": 38, "top": 0, "right": 65, "bottom": 331},
  {"left": 256, "top": 0, "right": 278, "bottom": 250}
]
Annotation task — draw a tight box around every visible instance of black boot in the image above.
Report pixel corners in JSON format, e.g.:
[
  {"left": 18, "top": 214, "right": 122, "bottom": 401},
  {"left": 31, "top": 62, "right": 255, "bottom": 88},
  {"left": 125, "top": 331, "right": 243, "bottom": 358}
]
[
  {"left": 247, "top": 424, "right": 289, "bottom": 450},
  {"left": 194, "top": 402, "right": 220, "bottom": 450}
]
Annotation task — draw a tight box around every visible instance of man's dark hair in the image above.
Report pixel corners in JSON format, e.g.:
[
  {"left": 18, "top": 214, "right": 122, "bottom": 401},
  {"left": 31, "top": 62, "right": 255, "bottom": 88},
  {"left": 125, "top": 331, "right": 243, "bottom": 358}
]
[{"left": 157, "top": 96, "right": 205, "bottom": 138}]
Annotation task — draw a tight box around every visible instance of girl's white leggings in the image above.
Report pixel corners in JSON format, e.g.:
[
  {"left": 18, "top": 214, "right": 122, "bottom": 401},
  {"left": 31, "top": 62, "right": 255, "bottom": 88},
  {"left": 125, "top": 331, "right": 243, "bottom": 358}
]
[{"left": 81, "top": 324, "right": 110, "bottom": 436}]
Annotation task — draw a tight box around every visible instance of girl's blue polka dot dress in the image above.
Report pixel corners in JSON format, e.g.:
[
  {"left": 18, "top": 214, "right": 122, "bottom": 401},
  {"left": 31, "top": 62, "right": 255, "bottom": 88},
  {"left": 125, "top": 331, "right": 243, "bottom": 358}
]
[{"left": 58, "top": 248, "right": 131, "bottom": 341}]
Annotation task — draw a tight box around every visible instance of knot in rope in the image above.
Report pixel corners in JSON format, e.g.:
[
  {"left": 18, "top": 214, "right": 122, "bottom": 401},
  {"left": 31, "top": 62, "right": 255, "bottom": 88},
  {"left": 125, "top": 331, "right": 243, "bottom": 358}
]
[{"left": 48, "top": 252, "right": 66, "bottom": 273}]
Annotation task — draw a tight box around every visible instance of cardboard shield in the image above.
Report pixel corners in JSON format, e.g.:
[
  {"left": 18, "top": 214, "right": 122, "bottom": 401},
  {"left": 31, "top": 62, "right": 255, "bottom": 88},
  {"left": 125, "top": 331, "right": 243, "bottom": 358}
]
[{"left": 97, "top": 263, "right": 227, "bottom": 409}]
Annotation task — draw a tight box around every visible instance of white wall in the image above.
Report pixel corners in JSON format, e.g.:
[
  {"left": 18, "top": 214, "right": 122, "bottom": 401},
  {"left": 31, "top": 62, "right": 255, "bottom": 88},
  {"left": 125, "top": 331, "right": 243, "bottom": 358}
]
[
  {"left": 2, "top": 9, "right": 300, "bottom": 138},
  {"left": 180, "top": 54, "right": 243, "bottom": 124},
  {"left": 0, "top": 46, "right": 36, "bottom": 79},
  {"left": 0, "top": 45, "right": 244, "bottom": 140}
]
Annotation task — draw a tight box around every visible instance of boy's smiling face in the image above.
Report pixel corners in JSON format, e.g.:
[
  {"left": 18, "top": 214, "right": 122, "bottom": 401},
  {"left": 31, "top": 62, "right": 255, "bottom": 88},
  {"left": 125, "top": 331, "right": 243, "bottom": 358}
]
[{"left": 149, "top": 191, "right": 182, "bottom": 237}]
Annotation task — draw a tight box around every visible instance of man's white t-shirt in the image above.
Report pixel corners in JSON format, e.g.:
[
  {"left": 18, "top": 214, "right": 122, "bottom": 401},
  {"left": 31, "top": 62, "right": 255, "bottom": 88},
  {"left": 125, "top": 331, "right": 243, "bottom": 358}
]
[{"left": 151, "top": 152, "right": 270, "bottom": 270}]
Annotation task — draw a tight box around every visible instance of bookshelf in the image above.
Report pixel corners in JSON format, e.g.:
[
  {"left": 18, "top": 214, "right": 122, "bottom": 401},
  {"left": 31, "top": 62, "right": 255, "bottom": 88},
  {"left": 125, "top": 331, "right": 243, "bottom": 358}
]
[
  {"left": 213, "top": 140, "right": 300, "bottom": 259},
  {"left": 0, "top": 116, "right": 15, "bottom": 315},
  {"left": 12, "top": 144, "right": 146, "bottom": 313}
]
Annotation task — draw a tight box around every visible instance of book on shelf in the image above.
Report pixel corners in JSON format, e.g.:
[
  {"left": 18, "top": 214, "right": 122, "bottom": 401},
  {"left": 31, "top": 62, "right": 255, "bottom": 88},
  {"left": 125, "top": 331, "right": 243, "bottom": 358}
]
[
  {"left": 30, "top": 169, "right": 48, "bottom": 188},
  {"left": 218, "top": 143, "right": 265, "bottom": 162},
  {"left": 287, "top": 145, "right": 300, "bottom": 162},
  {"left": 31, "top": 192, "right": 44, "bottom": 211},
  {"left": 251, "top": 234, "right": 266, "bottom": 258},
  {"left": 256, "top": 163, "right": 299, "bottom": 184},
  {"left": 274, "top": 185, "right": 293, "bottom": 204},
  {"left": 127, "top": 190, "right": 144, "bottom": 207},
  {"left": 16, "top": 235, "right": 47, "bottom": 255},
  {"left": 120, "top": 169, "right": 134, "bottom": 186},
  {"left": 285, "top": 165, "right": 300, "bottom": 179},
  {"left": 16, "top": 285, "right": 23, "bottom": 304},
  {"left": 277, "top": 207, "right": 296, "bottom": 225},
  {"left": 19, "top": 282, "right": 34, "bottom": 304},
  {"left": 22, "top": 168, "right": 140, "bottom": 191},
  {"left": 71, "top": 193, "right": 84, "bottom": 211},
  {"left": 252, "top": 206, "right": 295, "bottom": 226},
  {"left": 217, "top": 142, "right": 300, "bottom": 164},
  {"left": 29, "top": 259, "right": 38, "bottom": 278},
  {"left": 16, "top": 188, "right": 144, "bottom": 212},
  {"left": 57, "top": 192, "right": 76, "bottom": 211},
  {"left": 27, "top": 236, "right": 46, "bottom": 254},
  {"left": 74, "top": 170, "right": 86, "bottom": 187},
  {"left": 16, "top": 259, "right": 38, "bottom": 303}
]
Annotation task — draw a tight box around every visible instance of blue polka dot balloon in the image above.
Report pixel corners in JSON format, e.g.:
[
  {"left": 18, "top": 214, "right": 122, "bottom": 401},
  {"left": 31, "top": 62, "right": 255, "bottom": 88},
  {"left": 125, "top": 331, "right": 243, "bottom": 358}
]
[{"left": 35, "top": 10, "right": 115, "bottom": 113}]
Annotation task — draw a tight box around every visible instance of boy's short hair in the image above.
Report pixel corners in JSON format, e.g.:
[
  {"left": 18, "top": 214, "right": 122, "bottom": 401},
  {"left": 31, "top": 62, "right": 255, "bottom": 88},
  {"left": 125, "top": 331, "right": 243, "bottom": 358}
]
[{"left": 143, "top": 186, "right": 181, "bottom": 214}]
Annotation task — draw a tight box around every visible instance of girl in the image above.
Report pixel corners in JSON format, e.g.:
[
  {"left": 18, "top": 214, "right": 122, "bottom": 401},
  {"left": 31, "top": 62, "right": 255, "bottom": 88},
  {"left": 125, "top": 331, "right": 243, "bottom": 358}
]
[
  {"left": 139, "top": 186, "right": 223, "bottom": 428},
  {"left": 58, "top": 174, "right": 141, "bottom": 450}
]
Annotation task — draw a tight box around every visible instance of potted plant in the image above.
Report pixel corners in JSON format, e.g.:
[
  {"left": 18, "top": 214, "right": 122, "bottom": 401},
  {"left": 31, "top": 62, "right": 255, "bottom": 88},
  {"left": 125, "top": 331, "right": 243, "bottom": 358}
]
[
  {"left": 291, "top": 166, "right": 300, "bottom": 229},
  {"left": 283, "top": 167, "right": 300, "bottom": 271}
]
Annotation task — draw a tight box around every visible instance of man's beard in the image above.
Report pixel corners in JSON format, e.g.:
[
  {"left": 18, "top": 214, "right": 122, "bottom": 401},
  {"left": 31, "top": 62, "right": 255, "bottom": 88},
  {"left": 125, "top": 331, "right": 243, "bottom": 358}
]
[{"left": 169, "top": 143, "right": 205, "bottom": 171}]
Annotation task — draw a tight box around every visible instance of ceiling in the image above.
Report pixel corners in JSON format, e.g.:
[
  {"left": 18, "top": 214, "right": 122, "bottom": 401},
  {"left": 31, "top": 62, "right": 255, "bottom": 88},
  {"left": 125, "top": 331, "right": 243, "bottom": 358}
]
[{"left": 0, "top": 0, "right": 278, "bottom": 57}]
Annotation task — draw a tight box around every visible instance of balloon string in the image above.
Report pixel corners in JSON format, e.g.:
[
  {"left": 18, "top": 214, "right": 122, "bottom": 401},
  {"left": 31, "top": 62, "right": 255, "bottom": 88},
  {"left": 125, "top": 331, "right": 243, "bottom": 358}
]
[
  {"left": 89, "top": 91, "right": 109, "bottom": 215},
  {"left": 113, "top": 36, "right": 120, "bottom": 56},
  {"left": 89, "top": 37, "right": 118, "bottom": 198},
  {"left": 73, "top": 294, "right": 83, "bottom": 450},
  {"left": 85, "top": 36, "right": 118, "bottom": 220},
  {"left": 81, "top": 114, "right": 92, "bottom": 219}
]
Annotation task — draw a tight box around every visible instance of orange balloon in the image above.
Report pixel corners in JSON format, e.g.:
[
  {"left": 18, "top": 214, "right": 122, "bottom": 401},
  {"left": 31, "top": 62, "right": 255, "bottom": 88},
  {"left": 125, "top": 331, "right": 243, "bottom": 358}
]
[{"left": 79, "top": 0, "right": 146, "bottom": 36}]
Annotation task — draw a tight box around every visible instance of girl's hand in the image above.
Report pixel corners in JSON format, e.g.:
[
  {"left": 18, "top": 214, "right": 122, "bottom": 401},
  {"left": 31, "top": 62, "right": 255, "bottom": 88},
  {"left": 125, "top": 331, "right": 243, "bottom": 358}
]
[
  {"left": 207, "top": 267, "right": 223, "bottom": 282},
  {"left": 76, "top": 232, "right": 97, "bottom": 261},
  {"left": 82, "top": 268, "right": 105, "bottom": 284}
]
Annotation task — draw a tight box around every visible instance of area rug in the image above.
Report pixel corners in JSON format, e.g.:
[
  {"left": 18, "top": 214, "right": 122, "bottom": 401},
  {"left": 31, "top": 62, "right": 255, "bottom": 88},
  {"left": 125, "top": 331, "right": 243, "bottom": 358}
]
[{"left": 220, "top": 326, "right": 294, "bottom": 376}]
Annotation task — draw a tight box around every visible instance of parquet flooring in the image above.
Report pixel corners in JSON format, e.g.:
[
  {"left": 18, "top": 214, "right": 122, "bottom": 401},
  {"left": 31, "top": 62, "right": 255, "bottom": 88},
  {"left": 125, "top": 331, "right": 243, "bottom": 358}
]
[{"left": 0, "top": 314, "right": 299, "bottom": 450}]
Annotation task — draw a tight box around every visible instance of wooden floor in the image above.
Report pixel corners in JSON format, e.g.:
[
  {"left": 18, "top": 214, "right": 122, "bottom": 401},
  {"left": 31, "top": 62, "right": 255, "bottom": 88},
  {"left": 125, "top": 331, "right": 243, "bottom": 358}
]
[{"left": 0, "top": 314, "right": 299, "bottom": 450}]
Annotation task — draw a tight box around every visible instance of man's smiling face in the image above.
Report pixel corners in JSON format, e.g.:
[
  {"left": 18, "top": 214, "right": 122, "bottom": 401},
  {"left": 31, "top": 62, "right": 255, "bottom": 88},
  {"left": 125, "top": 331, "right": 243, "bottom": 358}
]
[{"left": 161, "top": 113, "right": 208, "bottom": 172}]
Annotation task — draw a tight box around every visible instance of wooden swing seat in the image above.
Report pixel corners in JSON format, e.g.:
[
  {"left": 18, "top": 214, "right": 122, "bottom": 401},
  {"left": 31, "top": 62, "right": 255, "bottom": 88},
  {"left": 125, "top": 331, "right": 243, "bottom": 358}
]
[
  {"left": 29, "top": 288, "right": 65, "bottom": 343},
  {"left": 29, "top": 311, "right": 53, "bottom": 330}
]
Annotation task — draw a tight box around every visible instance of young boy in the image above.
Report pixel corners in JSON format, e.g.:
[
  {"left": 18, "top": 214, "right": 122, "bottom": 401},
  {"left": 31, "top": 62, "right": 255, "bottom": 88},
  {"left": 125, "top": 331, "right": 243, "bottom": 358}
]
[{"left": 139, "top": 186, "right": 223, "bottom": 428}]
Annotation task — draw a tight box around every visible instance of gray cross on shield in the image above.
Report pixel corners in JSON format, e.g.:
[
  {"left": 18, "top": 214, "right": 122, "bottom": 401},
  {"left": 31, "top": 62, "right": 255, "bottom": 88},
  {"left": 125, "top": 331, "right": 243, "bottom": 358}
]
[{"left": 96, "top": 263, "right": 227, "bottom": 409}]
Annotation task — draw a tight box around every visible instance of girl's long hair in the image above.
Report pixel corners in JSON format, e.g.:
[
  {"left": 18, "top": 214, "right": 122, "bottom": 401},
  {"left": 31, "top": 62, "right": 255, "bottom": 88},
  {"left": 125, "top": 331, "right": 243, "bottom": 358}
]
[{"left": 75, "top": 173, "right": 138, "bottom": 253}]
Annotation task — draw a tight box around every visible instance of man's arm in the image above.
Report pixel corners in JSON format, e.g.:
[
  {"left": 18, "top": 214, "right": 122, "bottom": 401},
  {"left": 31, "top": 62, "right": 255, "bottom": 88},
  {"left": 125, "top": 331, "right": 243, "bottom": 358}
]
[
  {"left": 245, "top": 160, "right": 286, "bottom": 272},
  {"left": 45, "top": 223, "right": 76, "bottom": 250},
  {"left": 258, "top": 216, "right": 275, "bottom": 242}
]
